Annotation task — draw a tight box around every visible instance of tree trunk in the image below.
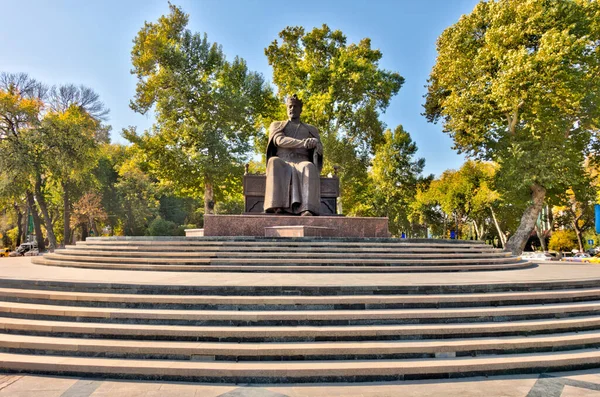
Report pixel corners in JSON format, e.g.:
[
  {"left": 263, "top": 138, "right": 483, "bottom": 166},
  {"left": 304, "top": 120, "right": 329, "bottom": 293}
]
[
  {"left": 21, "top": 207, "right": 28, "bottom": 244},
  {"left": 505, "top": 183, "right": 546, "bottom": 255},
  {"left": 91, "top": 220, "right": 99, "bottom": 237},
  {"left": 490, "top": 207, "right": 507, "bottom": 248},
  {"left": 62, "top": 181, "right": 70, "bottom": 246},
  {"left": 13, "top": 203, "right": 23, "bottom": 247},
  {"left": 26, "top": 191, "right": 45, "bottom": 252},
  {"left": 204, "top": 181, "right": 214, "bottom": 215},
  {"left": 573, "top": 216, "right": 584, "bottom": 252},
  {"left": 81, "top": 223, "right": 89, "bottom": 241},
  {"left": 34, "top": 174, "right": 57, "bottom": 250},
  {"left": 535, "top": 226, "right": 547, "bottom": 251}
]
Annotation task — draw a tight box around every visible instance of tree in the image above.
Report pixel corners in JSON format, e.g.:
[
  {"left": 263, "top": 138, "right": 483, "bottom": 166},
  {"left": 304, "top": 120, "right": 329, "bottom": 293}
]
[
  {"left": 0, "top": 72, "right": 49, "bottom": 251},
  {"left": 369, "top": 125, "right": 429, "bottom": 236},
  {"left": 548, "top": 229, "right": 578, "bottom": 252},
  {"left": 127, "top": 4, "right": 277, "bottom": 214},
  {"left": 553, "top": 165, "right": 597, "bottom": 252},
  {"left": 70, "top": 192, "right": 107, "bottom": 240},
  {"left": 92, "top": 143, "right": 127, "bottom": 235},
  {"left": 265, "top": 25, "right": 404, "bottom": 213},
  {"left": 424, "top": 0, "right": 600, "bottom": 254},
  {"left": 410, "top": 161, "right": 503, "bottom": 241},
  {"left": 40, "top": 105, "right": 106, "bottom": 245},
  {"left": 114, "top": 153, "right": 159, "bottom": 236}
]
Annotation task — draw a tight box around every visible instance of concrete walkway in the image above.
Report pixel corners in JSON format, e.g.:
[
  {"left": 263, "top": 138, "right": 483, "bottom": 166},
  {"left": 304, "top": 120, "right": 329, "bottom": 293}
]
[
  {"left": 0, "top": 256, "right": 596, "bottom": 288},
  {"left": 2, "top": 370, "right": 600, "bottom": 396}
]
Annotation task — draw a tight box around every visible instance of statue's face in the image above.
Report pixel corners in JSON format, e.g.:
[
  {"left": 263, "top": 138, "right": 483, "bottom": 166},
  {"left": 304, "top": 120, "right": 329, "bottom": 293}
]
[{"left": 287, "top": 103, "right": 302, "bottom": 120}]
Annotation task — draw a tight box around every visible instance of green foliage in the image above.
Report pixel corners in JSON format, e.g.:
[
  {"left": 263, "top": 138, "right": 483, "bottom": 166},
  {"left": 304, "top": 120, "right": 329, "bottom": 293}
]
[
  {"left": 424, "top": 0, "right": 600, "bottom": 251},
  {"left": 367, "top": 125, "right": 429, "bottom": 236},
  {"left": 159, "top": 195, "right": 198, "bottom": 225},
  {"left": 548, "top": 229, "right": 578, "bottom": 252},
  {"left": 410, "top": 161, "right": 502, "bottom": 239},
  {"left": 114, "top": 152, "right": 160, "bottom": 235},
  {"left": 583, "top": 230, "right": 600, "bottom": 251},
  {"left": 128, "top": 4, "right": 277, "bottom": 210},
  {"left": 4, "top": 227, "right": 18, "bottom": 248},
  {"left": 265, "top": 25, "right": 404, "bottom": 213},
  {"left": 146, "top": 216, "right": 178, "bottom": 236}
]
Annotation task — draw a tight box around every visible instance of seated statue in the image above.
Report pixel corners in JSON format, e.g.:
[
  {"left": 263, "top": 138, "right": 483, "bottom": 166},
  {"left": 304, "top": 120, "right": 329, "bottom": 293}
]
[{"left": 264, "top": 94, "right": 323, "bottom": 216}]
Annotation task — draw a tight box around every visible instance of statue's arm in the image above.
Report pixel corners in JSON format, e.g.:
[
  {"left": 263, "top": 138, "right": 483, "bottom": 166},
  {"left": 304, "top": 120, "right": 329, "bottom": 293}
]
[
  {"left": 272, "top": 133, "right": 306, "bottom": 148},
  {"left": 310, "top": 126, "right": 323, "bottom": 155}
]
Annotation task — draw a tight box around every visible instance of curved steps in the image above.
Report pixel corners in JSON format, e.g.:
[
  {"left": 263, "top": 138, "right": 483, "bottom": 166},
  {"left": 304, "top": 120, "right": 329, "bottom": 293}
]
[
  {"left": 32, "top": 238, "right": 527, "bottom": 272},
  {"left": 3, "top": 237, "right": 590, "bottom": 382},
  {"left": 3, "top": 349, "right": 600, "bottom": 383},
  {"left": 2, "top": 275, "right": 600, "bottom": 381}
]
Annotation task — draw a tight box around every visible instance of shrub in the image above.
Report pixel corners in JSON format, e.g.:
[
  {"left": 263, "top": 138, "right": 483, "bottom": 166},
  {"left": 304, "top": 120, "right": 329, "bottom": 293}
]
[
  {"left": 548, "top": 230, "right": 578, "bottom": 252},
  {"left": 146, "top": 217, "right": 177, "bottom": 236}
]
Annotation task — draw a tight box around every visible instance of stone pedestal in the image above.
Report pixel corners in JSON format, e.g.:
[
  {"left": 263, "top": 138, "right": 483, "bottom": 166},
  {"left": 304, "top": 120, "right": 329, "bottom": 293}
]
[
  {"left": 265, "top": 225, "right": 336, "bottom": 238},
  {"left": 203, "top": 214, "right": 389, "bottom": 238},
  {"left": 184, "top": 229, "right": 204, "bottom": 237}
]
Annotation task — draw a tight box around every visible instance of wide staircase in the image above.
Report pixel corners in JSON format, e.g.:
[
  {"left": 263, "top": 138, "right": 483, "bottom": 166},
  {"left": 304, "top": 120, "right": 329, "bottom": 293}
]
[
  {"left": 2, "top": 237, "right": 600, "bottom": 382},
  {"left": 31, "top": 237, "right": 528, "bottom": 272}
]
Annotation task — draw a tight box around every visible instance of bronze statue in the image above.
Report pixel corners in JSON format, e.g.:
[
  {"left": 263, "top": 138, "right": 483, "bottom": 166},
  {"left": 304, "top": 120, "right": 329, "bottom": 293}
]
[{"left": 264, "top": 94, "right": 323, "bottom": 216}]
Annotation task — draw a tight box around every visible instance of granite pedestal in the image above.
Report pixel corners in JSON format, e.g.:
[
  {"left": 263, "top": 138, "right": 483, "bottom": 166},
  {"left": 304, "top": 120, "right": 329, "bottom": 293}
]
[
  {"left": 203, "top": 214, "right": 390, "bottom": 238},
  {"left": 264, "top": 225, "right": 336, "bottom": 237}
]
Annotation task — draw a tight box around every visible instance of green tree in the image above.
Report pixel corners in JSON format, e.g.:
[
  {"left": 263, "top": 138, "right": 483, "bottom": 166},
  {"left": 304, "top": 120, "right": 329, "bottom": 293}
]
[
  {"left": 410, "top": 161, "right": 503, "bottom": 241},
  {"left": 40, "top": 105, "right": 106, "bottom": 245},
  {"left": 114, "top": 153, "right": 159, "bottom": 236},
  {"left": 265, "top": 25, "right": 404, "bottom": 213},
  {"left": 43, "top": 84, "right": 109, "bottom": 245},
  {"left": 0, "top": 73, "right": 49, "bottom": 251},
  {"left": 92, "top": 143, "right": 128, "bottom": 235},
  {"left": 127, "top": 4, "right": 277, "bottom": 214},
  {"left": 424, "top": 0, "right": 600, "bottom": 254},
  {"left": 369, "top": 125, "right": 429, "bottom": 236}
]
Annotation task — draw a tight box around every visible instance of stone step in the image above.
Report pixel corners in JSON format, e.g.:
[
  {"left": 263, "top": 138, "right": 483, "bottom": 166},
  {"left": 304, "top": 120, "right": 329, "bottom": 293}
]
[
  {"left": 55, "top": 249, "right": 511, "bottom": 259},
  {"left": 2, "top": 286, "right": 599, "bottom": 309},
  {"left": 5, "top": 275, "right": 596, "bottom": 295},
  {"left": 70, "top": 245, "right": 500, "bottom": 253},
  {"left": 77, "top": 239, "right": 489, "bottom": 247},
  {"left": 1, "top": 300, "right": 599, "bottom": 326},
  {"left": 2, "top": 330, "right": 600, "bottom": 360},
  {"left": 31, "top": 257, "right": 531, "bottom": 273},
  {"left": 2, "top": 315, "right": 599, "bottom": 341},
  {"left": 41, "top": 253, "right": 521, "bottom": 266},
  {"left": 2, "top": 349, "right": 600, "bottom": 382}
]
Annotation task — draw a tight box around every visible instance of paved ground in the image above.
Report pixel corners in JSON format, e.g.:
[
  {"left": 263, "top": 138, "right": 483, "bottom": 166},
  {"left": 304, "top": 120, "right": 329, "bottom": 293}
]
[
  {"left": 2, "top": 370, "right": 600, "bottom": 396},
  {"left": 0, "top": 256, "right": 596, "bottom": 287}
]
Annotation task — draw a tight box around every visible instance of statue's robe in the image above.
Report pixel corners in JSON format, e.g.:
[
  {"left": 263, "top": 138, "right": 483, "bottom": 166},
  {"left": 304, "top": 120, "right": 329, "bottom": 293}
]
[{"left": 264, "top": 120, "right": 323, "bottom": 215}]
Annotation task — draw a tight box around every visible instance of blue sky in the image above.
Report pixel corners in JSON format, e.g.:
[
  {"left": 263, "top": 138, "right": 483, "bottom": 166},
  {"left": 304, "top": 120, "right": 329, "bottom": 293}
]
[{"left": 0, "top": 0, "right": 479, "bottom": 177}]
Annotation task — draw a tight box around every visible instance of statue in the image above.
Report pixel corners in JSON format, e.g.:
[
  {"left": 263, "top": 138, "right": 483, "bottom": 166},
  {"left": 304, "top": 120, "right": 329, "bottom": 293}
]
[{"left": 264, "top": 94, "right": 323, "bottom": 216}]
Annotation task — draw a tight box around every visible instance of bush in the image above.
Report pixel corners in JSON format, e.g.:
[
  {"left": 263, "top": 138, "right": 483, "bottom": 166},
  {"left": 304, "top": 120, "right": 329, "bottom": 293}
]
[
  {"left": 548, "top": 230, "right": 578, "bottom": 252},
  {"left": 146, "top": 217, "right": 178, "bottom": 236}
]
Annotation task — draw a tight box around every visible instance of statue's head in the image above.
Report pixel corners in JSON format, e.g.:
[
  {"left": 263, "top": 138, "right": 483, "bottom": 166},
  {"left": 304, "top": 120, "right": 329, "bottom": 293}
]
[{"left": 286, "top": 94, "right": 303, "bottom": 120}]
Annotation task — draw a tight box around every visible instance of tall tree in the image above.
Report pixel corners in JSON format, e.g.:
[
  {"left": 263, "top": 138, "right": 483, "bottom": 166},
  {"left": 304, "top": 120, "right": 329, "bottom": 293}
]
[
  {"left": 369, "top": 125, "right": 429, "bottom": 236},
  {"left": 42, "top": 84, "right": 109, "bottom": 245},
  {"left": 0, "top": 72, "right": 49, "bottom": 251},
  {"left": 127, "top": 4, "right": 277, "bottom": 214},
  {"left": 424, "top": 0, "right": 600, "bottom": 254},
  {"left": 265, "top": 25, "right": 404, "bottom": 213}
]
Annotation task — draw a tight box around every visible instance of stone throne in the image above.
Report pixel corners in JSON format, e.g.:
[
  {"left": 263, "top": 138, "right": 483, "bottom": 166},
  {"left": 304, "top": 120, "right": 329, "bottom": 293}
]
[{"left": 242, "top": 164, "right": 340, "bottom": 215}]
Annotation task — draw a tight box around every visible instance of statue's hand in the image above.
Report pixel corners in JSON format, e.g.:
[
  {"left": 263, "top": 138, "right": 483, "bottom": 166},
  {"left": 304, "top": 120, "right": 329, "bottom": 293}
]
[
  {"left": 316, "top": 142, "right": 323, "bottom": 155},
  {"left": 303, "top": 138, "right": 318, "bottom": 149}
]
